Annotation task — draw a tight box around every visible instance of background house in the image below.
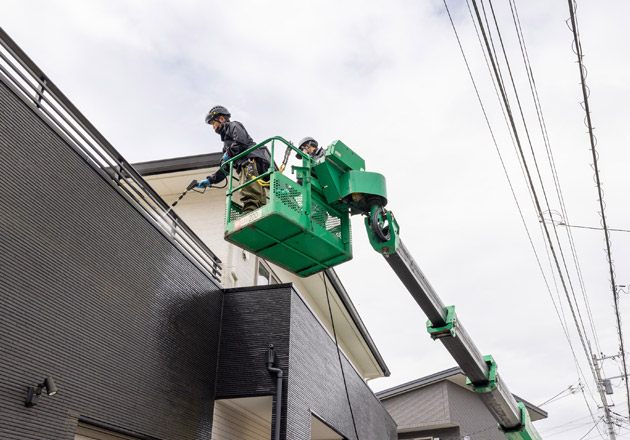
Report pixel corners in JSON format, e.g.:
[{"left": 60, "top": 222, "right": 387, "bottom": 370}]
[{"left": 377, "top": 367, "right": 547, "bottom": 440}]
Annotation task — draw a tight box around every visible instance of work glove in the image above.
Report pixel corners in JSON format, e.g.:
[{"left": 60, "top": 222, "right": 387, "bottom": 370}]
[
  {"left": 222, "top": 153, "right": 230, "bottom": 162},
  {"left": 197, "top": 178, "right": 212, "bottom": 189}
]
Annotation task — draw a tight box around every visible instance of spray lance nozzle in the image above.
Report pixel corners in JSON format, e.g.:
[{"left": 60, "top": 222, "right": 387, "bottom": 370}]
[
  {"left": 187, "top": 179, "right": 199, "bottom": 191},
  {"left": 162, "top": 179, "right": 201, "bottom": 218}
]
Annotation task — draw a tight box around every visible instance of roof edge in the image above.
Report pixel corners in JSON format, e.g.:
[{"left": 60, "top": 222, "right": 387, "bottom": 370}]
[
  {"left": 376, "top": 367, "right": 548, "bottom": 420},
  {"left": 325, "top": 268, "right": 391, "bottom": 377},
  {"left": 376, "top": 366, "right": 462, "bottom": 400},
  {"left": 132, "top": 152, "right": 222, "bottom": 176}
]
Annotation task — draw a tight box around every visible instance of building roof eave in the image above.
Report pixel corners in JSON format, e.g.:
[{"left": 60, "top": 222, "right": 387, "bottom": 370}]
[{"left": 377, "top": 367, "right": 548, "bottom": 420}]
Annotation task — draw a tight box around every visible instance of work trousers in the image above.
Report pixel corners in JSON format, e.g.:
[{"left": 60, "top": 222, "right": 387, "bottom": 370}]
[{"left": 240, "top": 159, "right": 267, "bottom": 213}]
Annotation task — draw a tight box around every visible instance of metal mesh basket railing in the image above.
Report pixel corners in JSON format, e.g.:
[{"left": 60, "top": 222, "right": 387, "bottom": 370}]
[
  {"left": 272, "top": 177, "right": 304, "bottom": 216},
  {"left": 312, "top": 199, "right": 343, "bottom": 239}
]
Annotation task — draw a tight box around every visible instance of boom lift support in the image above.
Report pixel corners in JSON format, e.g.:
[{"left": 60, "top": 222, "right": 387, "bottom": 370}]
[{"left": 220, "top": 137, "right": 542, "bottom": 440}]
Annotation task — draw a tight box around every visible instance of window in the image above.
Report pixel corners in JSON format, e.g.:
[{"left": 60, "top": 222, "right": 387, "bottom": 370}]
[{"left": 257, "top": 260, "right": 279, "bottom": 285}]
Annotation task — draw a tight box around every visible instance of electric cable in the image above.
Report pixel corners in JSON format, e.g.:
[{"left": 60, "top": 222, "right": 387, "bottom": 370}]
[
  {"left": 322, "top": 271, "right": 360, "bottom": 440},
  {"left": 442, "top": 0, "right": 558, "bottom": 328},
  {"left": 546, "top": 421, "right": 599, "bottom": 438},
  {"left": 449, "top": 0, "right": 602, "bottom": 425},
  {"left": 567, "top": 0, "right": 630, "bottom": 421},
  {"left": 485, "top": 0, "right": 594, "bottom": 362},
  {"left": 449, "top": 0, "right": 588, "bottom": 394},
  {"left": 473, "top": 0, "right": 582, "bottom": 357},
  {"left": 559, "top": 223, "right": 630, "bottom": 233},
  {"left": 493, "top": 0, "right": 609, "bottom": 426},
  {"left": 463, "top": 3, "right": 585, "bottom": 398},
  {"left": 470, "top": 0, "right": 578, "bottom": 369},
  {"left": 507, "top": 0, "right": 604, "bottom": 363},
  {"left": 468, "top": 0, "right": 615, "bottom": 434},
  {"left": 579, "top": 418, "right": 605, "bottom": 440},
  {"left": 509, "top": 0, "right": 611, "bottom": 415},
  {"left": 539, "top": 413, "right": 602, "bottom": 434},
  {"left": 472, "top": 0, "right": 597, "bottom": 409},
  {"left": 538, "top": 382, "right": 580, "bottom": 407}
]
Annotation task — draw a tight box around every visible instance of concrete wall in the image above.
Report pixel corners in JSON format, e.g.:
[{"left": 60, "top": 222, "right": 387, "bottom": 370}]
[{"left": 0, "top": 74, "right": 223, "bottom": 440}]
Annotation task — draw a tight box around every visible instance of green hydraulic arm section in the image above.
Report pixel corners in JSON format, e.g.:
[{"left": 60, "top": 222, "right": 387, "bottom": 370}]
[{"left": 221, "top": 137, "right": 542, "bottom": 440}]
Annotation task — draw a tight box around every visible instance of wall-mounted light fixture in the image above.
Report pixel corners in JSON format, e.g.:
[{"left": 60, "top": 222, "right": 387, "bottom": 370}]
[{"left": 25, "top": 377, "right": 57, "bottom": 407}]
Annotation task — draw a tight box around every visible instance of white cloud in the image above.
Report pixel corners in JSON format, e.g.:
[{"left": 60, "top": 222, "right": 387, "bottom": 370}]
[{"left": 2, "top": 0, "right": 630, "bottom": 437}]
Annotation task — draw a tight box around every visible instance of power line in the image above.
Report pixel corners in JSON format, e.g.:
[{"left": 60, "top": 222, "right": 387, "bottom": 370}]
[
  {"left": 506, "top": 0, "right": 604, "bottom": 362},
  {"left": 579, "top": 418, "right": 605, "bottom": 440},
  {"left": 322, "top": 272, "right": 360, "bottom": 440},
  {"left": 468, "top": 0, "right": 616, "bottom": 436},
  {"left": 463, "top": 0, "right": 576, "bottom": 357},
  {"left": 566, "top": 0, "right": 630, "bottom": 422},
  {"left": 441, "top": 0, "right": 564, "bottom": 337},
  {"left": 485, "top": 0, "right": 596, "bottom": 366},
  {"left": 558, "top": 222, "right": 630, "bottom": 234},
  {"left": 447, "top": 0, "right": 604, "bottom": 430},
  {"left": 538, "top": 382, "right": 581, "bottom": 407}
]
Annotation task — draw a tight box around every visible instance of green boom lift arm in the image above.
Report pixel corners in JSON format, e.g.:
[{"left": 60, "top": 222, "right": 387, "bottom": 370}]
[{"left": 222, "top": 138, "right": 542, "bottom": 440}]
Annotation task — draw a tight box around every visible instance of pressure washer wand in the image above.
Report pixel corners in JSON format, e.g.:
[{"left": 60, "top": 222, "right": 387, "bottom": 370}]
[{"left": 162, "top": 179, "right": 198, "bottom": 218}]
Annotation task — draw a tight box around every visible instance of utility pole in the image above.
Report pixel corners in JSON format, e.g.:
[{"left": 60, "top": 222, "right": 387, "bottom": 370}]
[{"left": 593, "top": 354, "right": 618, "bottom": 439}]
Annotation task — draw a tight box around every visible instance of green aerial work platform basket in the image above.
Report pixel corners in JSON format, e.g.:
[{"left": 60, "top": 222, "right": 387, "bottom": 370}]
[{"left": 223, "top": 137, "right": 353, "bottom": 277}]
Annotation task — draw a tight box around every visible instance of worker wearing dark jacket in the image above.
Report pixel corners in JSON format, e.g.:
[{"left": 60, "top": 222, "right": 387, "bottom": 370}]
[{"left": 198, "top": 105, "right": 270, "bottom": 213}]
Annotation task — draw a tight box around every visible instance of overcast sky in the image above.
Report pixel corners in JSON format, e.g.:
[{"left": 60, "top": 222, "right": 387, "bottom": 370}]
[{"left": 3, "top": 1, "right": 630, "bottom": 439}]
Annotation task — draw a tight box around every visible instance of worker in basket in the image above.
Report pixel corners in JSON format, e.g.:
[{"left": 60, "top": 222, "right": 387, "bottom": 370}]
[
  {"left": 296, "top": 136, "right": 325, "bottom": 161},
  {"left": 198, "top": 105, "right": 270, "bottom": 213},
  {"left": 296, "top": 136, "right": 325, "bottom": 186}
]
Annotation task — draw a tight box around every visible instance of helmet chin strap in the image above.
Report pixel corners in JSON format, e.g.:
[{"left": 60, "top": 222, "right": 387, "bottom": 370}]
[{"left": 214, "top": 120, "right": 227, "bottom": 134}]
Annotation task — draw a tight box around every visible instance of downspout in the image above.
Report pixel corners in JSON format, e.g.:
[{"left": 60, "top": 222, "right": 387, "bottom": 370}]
[{"left": 266, "top": 344, "right": 283, "bottom": 440}]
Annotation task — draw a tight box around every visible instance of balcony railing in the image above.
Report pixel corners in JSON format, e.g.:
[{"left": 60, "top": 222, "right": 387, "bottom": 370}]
[{"left": 0, "top": 27, "right": 222, "bottom": 282}]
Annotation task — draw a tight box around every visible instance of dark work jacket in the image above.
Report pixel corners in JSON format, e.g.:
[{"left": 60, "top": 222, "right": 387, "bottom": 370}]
[{"left": 210, "top": 121, "right": 270, "bottom": 184}]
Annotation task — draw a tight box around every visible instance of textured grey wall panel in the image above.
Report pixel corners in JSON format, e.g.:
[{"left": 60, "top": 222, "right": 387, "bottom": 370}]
[
  {"left": 380, "top": 380, "right": 508, "bottom": 440},
  {"left": 380, "top": 381, "right": 450, "bottom": 432},
  {"left": 447, "top": 382, "right": 505, "bottom": 440},
  {"left": 0, "top": 77, "right": 223, "bottom": 439},
  {"left": 287, "top": 293, "right": 397, "bottom": 440}
]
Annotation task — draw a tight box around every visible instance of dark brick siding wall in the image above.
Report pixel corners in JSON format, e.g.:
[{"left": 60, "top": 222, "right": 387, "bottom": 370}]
[
  {"left": 216, "top": 285, "right": 397, "bottom": 440},
  {"left": 447, "top": 382, "right": 505, "bottom": 440},
  {"left": 216, "top": 285, "right": 292, "bottom": 438},
  {"left": 215, "top": 285, "right": 291, "bottom": 400},
  {"left": 287, "top": 293, "right": 397, "bottom": 440},
  {"left": 0, "top": 78, "right": 223, "bottom": 439}
]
